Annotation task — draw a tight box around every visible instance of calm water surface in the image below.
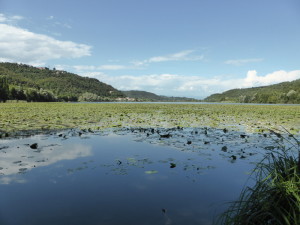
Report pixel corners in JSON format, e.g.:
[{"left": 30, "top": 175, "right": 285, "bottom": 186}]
[{"left": 0, "top": 128, "right": 294, "bottom": 225}]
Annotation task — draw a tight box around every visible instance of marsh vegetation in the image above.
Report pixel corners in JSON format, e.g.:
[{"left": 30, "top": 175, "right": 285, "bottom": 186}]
[{"left": 0, "top": 102, "right": 299, "bottom": 137}]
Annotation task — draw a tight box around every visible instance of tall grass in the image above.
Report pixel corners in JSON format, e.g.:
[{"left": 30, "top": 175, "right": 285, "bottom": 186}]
[{"left": 218, "top": 129, "right": 300, "bottom": 225}]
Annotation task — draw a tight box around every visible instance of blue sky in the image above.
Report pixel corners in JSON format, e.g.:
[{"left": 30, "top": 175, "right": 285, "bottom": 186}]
[{"left": 1, "top": 0, "right": 300, "bottom": 98}]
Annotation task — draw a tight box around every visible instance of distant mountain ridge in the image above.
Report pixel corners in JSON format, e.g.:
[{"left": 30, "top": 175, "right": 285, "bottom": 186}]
[
  {"left": 204, "top": 79, "right": 300, "bottom": 104},
  {"left": 122, "top": 90, "right": 199, "bottom": 102},
  {"left": 0, "top": 62, "right": 124, "bottom": 101}
]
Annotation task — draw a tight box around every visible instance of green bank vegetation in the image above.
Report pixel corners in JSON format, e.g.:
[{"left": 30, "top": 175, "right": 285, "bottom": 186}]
[
  {"left": 0, "top": 102, "right": 299, "bottom": 136},
  {"left": 205, "top": 79, "right": 300, "bottom": 104}
]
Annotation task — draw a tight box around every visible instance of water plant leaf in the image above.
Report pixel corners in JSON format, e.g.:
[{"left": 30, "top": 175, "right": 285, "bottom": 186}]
[
  {"left": 170, "top": 163, "right": 176, "bottom": 168},
  {"left": 145, "top": 170, "right": 158, "bottom": 174},
  {"left": 221, "top": 146, "right": 228, "bottom": 152},
  {"left": 230, "top": 155, "right": 237, "bottom": 160},
  {"left": 30, "top": 143, "right": 38, "bottom": 149}
]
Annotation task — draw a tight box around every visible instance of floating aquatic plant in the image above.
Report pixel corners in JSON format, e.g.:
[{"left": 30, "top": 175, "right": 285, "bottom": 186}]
[{"left": 0, "top": 102, "right": 299, "bottom": 137}]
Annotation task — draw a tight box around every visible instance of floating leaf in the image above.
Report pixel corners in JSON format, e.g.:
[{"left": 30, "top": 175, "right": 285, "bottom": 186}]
[
  {"left": 170, "top": 163, "right": 176, "bottom": 168},
  {"left": 221, "top": 146, "right": 228, "bottom": 152},
  {"left": 230, "top": 155, "right": 237, "bottom": 160},
  {"left": 145, "top": 170, "right": 158, "bottom": 174},
  {"left": 30, "top": 143, "right": 38, "bottom": 149},
  {"left": 160, "top": 133, "right": 172, "bottom": 138}
]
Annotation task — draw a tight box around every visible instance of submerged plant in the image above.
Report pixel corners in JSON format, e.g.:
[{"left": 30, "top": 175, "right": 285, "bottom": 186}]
[{"left": 218, "top": 130, "right": 300, "bottom": 225}]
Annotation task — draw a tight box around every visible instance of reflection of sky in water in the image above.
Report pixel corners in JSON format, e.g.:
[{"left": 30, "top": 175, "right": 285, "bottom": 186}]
[
  {"left": 0, "top": 135, "right": 92, "bottom": 181},
  {"left": 0, "top": 129, "right": 297, "bottom": 225}
]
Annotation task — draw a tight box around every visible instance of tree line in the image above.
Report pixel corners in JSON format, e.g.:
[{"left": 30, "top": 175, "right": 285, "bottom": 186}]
[
  {"left": 0, "top": 75, "right": 121, "bottom": 103},
  {"left": 0, "top": 76, "right": 57, "bottom": 102}
]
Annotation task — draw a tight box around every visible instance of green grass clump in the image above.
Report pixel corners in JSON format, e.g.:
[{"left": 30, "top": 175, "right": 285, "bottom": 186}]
[{"left": 218, "top": 133, "right": 300, "bottom": 225}]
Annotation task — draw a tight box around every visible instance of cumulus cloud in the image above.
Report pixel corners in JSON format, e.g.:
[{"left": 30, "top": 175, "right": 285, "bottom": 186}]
[
  {"left": 0, "top": 23, "right": 91, "bottom": 65},
  {"left": 224, "top": 58, "right": 264, "bottom": 66},
  {"left": 83, "top": 70, "right": 300, "bottom": 99},
  {"left": 242, "top": 70, "right": 300, "bottom": 87},
  {"left": 84, "top": 72, "right": 183, "bottom": 94}
]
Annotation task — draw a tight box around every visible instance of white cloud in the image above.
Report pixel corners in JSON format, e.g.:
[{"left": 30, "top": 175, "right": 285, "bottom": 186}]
[
  {"left": 10, "top": 15, "right": 24, "bottom": 21},
  {"left": 67, "top": 49, "right": 204, "bottom": 73},
  {"left": 82, "top": 70, "right": 300, "bottom": 99},
  {"left": 0, "top": 23, "right": 91, "bottom": 65},
  {"left": 98, "top": 65, "right": 127, "bottom": 70},
  {"left": 148, "top": 50, "right": 204, "bottom": 63},
  {"left": 0, "top": 14, "right": 6, "bottom": 23},
  {"left": 45, "top": 15, "right": 72, "bottom": 28},
  {"left": 242, "top": 70, "right": 300, "bottom": 87},
  {"left": 134, "top": 49, "right": 204, "bottom": 66},
  {"left": 73, "top": 65, "right": 97, "bottom": 71},
  {"left": 224, "top": 58, "right": 264, "bottom": 66},
  {"left": 54, "top": 21, "right": 72, "bottom": 29},
  {"left": 83, "top": 72, "right": 227, "bottom": 98},
  {"left": 0, "top": 13, "right": 23, "bottom": 23},
  {"left": 71, "top": 64, "right": 131, "bottom": 72}
]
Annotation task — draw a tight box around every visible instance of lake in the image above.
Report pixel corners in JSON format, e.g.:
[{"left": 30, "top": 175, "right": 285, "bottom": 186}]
[
  {"left": 72, "top": 101, "right": 300, "bottom": 106},
  {"left": 1, "top": 127, "right": 296, "bottom": 225}
]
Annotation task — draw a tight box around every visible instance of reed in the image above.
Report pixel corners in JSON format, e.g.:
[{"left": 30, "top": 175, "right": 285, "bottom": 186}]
[{"left": 218, "top": 130, "right": 300, "bottom": 225}]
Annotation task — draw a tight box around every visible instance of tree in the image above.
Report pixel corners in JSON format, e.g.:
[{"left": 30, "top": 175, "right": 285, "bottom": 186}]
[
  {"left": 9, "top": 87, "right": 18, "bottom": 100},
  {"left": 78, "top": 92, "right": 100, "bottom": 102},
  {"left": 17, "top": 88, "right": 26, "bottom": 101},
  {"left": 26, "top": 89, "right": 38, "bottom": 102},
  {"left": 286, "top": 90, "right": 297, "bottom": 103},
  {"left": 0, "top": 76, "right": 9, "bottom": 102}
]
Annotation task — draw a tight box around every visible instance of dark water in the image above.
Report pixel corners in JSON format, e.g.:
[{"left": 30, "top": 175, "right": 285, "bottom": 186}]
[{"left": 0, "top": 128, "right": 295, "bottom": 225}]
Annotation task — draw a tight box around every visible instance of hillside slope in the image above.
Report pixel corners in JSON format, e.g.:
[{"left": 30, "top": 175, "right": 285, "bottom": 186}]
[
  {"left": 122, "top": 90, "right": 199, "bottom": 102},
  {"left": 0, "top": 62, "right": 124, "bottom": 101},
  {"left": 204, "top": 79, "right": 300, "bottom": 104}
]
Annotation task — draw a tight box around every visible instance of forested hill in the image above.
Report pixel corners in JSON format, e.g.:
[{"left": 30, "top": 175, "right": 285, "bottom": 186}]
[
  {"left": 204, "top": 79, "right": 300, "bottom": 104},
  {"left": 122, "top": 90, "right": 199, "bottom": 102},
  {"left": 0, "top": 62, "right": 124, "bottom": 102}
]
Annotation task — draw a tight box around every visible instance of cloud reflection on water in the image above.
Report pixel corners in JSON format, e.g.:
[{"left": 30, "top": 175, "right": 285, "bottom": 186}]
[{"left": 0, "top": 136, "right": 92, "bottom": 184}]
